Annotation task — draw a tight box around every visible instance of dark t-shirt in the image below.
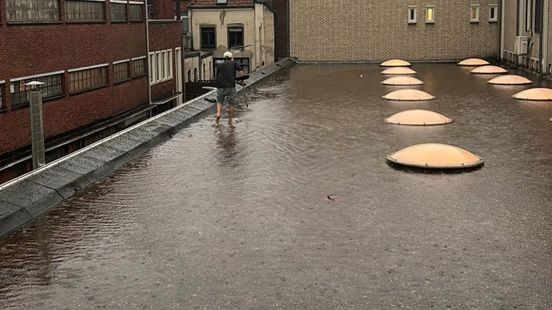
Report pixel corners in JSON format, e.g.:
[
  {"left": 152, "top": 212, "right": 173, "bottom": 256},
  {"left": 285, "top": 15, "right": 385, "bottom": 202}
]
[{"left": 216, "top": 60, "right": 242, "bottom": 88}]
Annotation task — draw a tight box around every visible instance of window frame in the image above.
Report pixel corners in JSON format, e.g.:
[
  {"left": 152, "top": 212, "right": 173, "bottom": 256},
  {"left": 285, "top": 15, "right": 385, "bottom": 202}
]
[
  {"left": 9, "top": 71, "right": 65, "bottom": 109},
  {"left": 68, "top": 64, "right": 109, "bottom": 95},
  {"left": 110, "top": 0, "right": 127, "bottom": 22},
  {"left": 489, "top": 4, "right": 498, "bottom": 22},
  {"left": 149, "top": 49, "right": 174, "bottom": 85},
  {"left": 227, "top": 25, "right": 244, "bottom": 48},
  {"left": 0, "top": 81, "right": 5, "bottom": 112},
  {"left": 6, "top": 0, "right": 61, "bottom": 24},
  {"left": 408, "top": 6, "right": 417, "bottom": 24},
  {"left": 113, "top": 60, "right": 131, "bottom": 84},
  {"left": 65, "top": 0, "right": 107, "bottom": 23},
  {"left": 425, "top": 5, "right": 435, "bottom": 24},
  {"left": 470, "top": 4, "right": 480, "bottom": 23},
  {"left": 128, "top": 2, "right": 144, "bottom": 21},
  {"left": 131, "top": 56, "right": 147, "bottom": 78},
  {"left": 200, "top": 26, "right": 216, "bottom": 49}
]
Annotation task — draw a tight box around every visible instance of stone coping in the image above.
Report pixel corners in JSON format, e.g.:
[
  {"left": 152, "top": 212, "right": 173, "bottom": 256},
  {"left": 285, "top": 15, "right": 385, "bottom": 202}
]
[{"left": 0, "top": 58, "right": 296, "bottom": 237}]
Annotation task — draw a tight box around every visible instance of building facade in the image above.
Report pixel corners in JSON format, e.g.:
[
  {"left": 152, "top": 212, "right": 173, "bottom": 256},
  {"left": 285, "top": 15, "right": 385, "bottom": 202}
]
[
  {"left": 187, "top": 0, "right": 275, "bottom": 74},
  {"left": 273, "top": 0, "right": 289, "bottom": 60},
  {"left": 501, "top": 0, "right": 552, "bottom": 75},
  {"left": 0, "top": 0, "right": 182, "bottom": 183},
  {"left": 289, "top": 0, "right": 501, "bottom": 62}
]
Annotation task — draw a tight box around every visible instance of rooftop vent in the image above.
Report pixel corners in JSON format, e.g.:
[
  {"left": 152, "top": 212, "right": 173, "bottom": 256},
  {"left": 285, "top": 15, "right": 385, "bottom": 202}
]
[
  {"left": 488, "top": 75, "right": 532, "bottom": 85},
  {"left": 382, "top": 67, "right": 417, "bottom": 75},
  {"left": 382, "top": 76, "right": 424, "bottom": 86},
  {"left": 381, "top": 59, "right": 411, "bottom": 67},
  {"left": 512, "top": 88, "right": 552, "bottom": 101},
  {"left": 387, "top": 143, "right": 484, "bottom": 169},
  {"left": 385, "top": 110, "right": 452, "bottom": 126},
  {"left": 383, "top": 89, "right": 436, "bottom": 101},
  {"left": 458, "top": 58, "right": 490, "bottom": 66},
  {"left": 471, "top": 65, "right": 508, "bottom": 74}
]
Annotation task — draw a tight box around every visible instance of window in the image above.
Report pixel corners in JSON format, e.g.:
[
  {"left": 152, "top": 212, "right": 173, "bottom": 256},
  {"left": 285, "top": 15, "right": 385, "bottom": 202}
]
[
  {"left": 128, "top": 4, "right": 143, "bottom": 21},
  {"left": 194, "top": 68, "right": 198, "bottom": 81},
  {"left": 65, "top": 0, "right": 106, "bottom": 22},
  {"left": 131, "top": 57, "right": 147, "bottom": 77},
  {"left": 470, "top": 5, "right": 480, "bottom": 23},
  {"left": 489, "top": 4, "right": 498, "bottom": 22},
  {"left": 6, "top": 0, "right": 59, "bottom": 23},
  {"left": 0, "top": 83, "right": 5, "bottom": 111},
  {"left": 201, "top": 27, "right": 216, "bottom": 49},
  {"left": 234, "top": 58, "right": 249, "bottom": 74},
  {"left": 113, "top": 61, "right": 130, "bottom": 83},
  {"left": 426, "top": 6, "right": 435, "bottom": 23},
  {"left": 111, "top": 2, "right": 126, "bottom": 21},
  {"left": 228, "top": 26, "right": 244, "bottom": 48},
  {"left": 10, "top": 73, "right": 64, "bottom": 109},
  {"left": 146, "top": 0, "right": 155, "bottom": 18},
  {"left": 408, "top": 6, "right": 417, "bottom": 24},
  {"left": 69, "top": 65, "right": 108, "bottom": 93},
  {"left": 149, "top": 49, "right": 173, "bottom": 84}
]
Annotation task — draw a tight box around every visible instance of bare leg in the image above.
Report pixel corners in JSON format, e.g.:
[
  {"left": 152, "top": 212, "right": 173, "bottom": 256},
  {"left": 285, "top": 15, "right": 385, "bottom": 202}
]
[
  {"left": 228, "top": 105, "right": 236, "bottom": 120},
  {"left": 216, "top": 103, "right": 222, "bottom": 122}
]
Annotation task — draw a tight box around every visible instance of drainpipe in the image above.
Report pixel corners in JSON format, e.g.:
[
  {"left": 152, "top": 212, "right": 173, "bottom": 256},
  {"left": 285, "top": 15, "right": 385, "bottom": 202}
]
[
  {"left": 539, "top": 0, "right": 548, "bottom": 74},
  {"left": 538, "top": 0, "right": 544, "bottom": 73},
  {"left": 499, "top": 0, "right": 505, "bottom": 61},
  {"left": 515, "top": 0, "right": 521, "bottom": 67},
  {"left": 145, "top": 1, "right": 152, "bottom": 115}
]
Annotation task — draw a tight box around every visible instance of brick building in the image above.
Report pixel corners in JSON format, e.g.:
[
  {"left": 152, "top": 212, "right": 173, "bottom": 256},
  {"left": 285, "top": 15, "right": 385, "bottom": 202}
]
[
  {"left": 501, "top": 0, "right": 552, "bottom": 76},
  {"left": 289, "top": 0, "right": 501, "bottom": 62},
  {"left": 0, "top": 0, "right": 182, "bottom": 183}
]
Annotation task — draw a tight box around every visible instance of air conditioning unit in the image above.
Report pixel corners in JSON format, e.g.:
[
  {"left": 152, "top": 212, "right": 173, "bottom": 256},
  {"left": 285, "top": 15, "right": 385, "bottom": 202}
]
[{"left": 515, "top": 36, "right": 529, "bottom": 55}]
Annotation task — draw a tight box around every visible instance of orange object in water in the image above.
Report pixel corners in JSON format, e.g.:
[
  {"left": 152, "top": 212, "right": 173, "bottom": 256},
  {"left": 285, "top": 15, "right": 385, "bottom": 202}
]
[
  {"left": 383, "top": 89, "right": 436, "bottom": 101},
  {"left": 382, "top": 76, "right": 424, "bottom": 86},
  {"left": 380, "top": 59, "right": 411, "bottom": 67},
  {"left": 512, "top": 88, "right": 552, "bottom": 101},
  {"left": 458, "top": 58, "right": 490, "bottom": 66},
  {"left": 385, "top": 110, "right": 452, "bottom": 126},
  {"left": 382, "top": 67, "right": 417, "bottom": 75}
]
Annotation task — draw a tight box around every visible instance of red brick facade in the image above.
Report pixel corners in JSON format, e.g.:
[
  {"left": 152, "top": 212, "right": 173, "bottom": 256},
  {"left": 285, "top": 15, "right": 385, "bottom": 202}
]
[{"left": 0, "top": 0, "right": 183, "bottom": 178}]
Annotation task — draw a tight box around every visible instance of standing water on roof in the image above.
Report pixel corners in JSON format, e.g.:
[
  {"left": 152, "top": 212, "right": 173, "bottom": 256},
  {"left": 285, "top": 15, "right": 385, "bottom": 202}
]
[{"left": 1, "top": 64, "right": 552, "bottom": 309}]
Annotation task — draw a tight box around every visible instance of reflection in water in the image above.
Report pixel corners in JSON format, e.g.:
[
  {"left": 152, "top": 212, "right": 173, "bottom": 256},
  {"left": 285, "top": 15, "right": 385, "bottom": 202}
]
[
  {"left": 215, "top": 122, "right": 237, "bottom": 163},
  {"left": 1, "top": 64, "right": 552, "bottom": 309}
]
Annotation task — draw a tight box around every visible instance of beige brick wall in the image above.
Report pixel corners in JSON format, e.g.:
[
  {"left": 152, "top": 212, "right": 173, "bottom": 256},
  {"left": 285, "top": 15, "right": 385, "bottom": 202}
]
[
  {"left": 290, "top": 0, "right": 500, "bottom": 62},
  {"left": 503, "top": 0, "right": 517, "bottom": 53}
]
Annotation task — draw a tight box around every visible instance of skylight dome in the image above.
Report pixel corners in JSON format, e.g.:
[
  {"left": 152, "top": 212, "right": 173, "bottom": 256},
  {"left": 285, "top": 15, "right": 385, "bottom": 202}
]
[
  {"left": 488, "top": 75, "right": 532, "bottom": 85},
  {"left": 382, "top": 67, "right": 417, "bottom": 75},
  {"left": 512, "top": 88, "right": 552, "bottom": 101},
  {"left": 387, "top": 143, "right": 484, "bottom": 169},
  {"left": 383, "top": 89, "right": 436, "bottom": 101},
  {"left": 385, "top": 110, "right": 452, "bottom": 126},
  {"left": 381, "top": 59, "right": 411, "bottom": 67},
  {"left": 382, "top": 76, "right": 424, "bottom": 86},
  {"left": 458, "top": 58, "right": 490, "bottom": 66},
  {"left": 471, "top": 65, "right": 508, "bottom": 74}
]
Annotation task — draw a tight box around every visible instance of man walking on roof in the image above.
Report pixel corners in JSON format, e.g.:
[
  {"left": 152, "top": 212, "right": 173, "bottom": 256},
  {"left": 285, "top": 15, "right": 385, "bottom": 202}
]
[{"left": 215, "top": 51, "right": 244, "bottom": 123}]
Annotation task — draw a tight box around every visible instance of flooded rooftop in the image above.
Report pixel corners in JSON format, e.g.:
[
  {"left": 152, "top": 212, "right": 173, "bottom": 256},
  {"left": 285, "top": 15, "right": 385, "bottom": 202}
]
[{"left": 1, "top": 64, "right": 552, "bottom": 309}]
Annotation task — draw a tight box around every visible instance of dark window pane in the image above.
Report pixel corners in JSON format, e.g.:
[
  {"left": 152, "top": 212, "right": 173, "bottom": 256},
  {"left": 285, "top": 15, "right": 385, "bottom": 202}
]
[
  {"left": 128, "top": 4, "right": 143, "bottom": 21},
  {"left": 69, "top": 67, "right": 108, "bottom": 93},
  {"left": 201, "top": 27, "right": 216, "bottom": 49},
  {"left": 228, "top": 26, "right": 243, "bottom": 48},
  {"left": 111, "top": 3, "right": 126, "bottom": 21},
  {"left": 10, "top": 73, "right": 64, "bottom": 108},
  {"left": 65, "top": 0, "right": 105, "bottom": 21},
  {"left": 7, "top": 0, "right": 59, "bottom": 22},
  {"left": 113, "top": 62, "right": 130, "bottom": 82}
]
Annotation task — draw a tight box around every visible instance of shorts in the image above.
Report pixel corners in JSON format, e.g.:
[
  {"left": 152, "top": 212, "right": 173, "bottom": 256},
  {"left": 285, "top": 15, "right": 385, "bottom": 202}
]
[{"left": 216, "top": 87, "right": 237, "bottom": 106}]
